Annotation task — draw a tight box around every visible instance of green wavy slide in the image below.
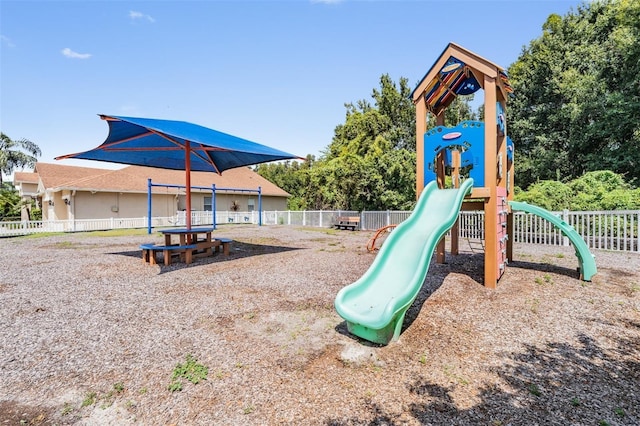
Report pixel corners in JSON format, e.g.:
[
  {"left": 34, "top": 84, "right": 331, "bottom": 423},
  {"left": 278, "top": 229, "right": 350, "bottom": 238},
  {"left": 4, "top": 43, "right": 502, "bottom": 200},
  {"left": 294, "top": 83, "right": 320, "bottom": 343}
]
[
  {"left": 509, "top": 201, "right": 597, "bottom": 282},
  {"left": 335, "top": 178, "right": 474, "bottom": 345}
]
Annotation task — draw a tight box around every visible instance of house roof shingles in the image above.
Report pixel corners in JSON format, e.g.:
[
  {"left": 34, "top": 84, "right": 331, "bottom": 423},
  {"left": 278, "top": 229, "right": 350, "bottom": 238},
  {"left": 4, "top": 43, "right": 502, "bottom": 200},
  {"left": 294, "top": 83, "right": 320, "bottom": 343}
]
[
  {"left": 27, "top": 163, "right": 290, "bottom": 197},
  {"left": 13, "top": 172, "right": 40, "bottom": 184}
]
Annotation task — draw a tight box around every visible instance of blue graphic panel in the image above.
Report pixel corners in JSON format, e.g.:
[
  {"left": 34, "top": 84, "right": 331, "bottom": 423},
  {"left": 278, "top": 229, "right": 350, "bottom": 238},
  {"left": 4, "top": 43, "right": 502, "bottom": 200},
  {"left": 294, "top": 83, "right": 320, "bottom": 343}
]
[{"left": 423, "top": 121, "right": 485, "bottom": 187}]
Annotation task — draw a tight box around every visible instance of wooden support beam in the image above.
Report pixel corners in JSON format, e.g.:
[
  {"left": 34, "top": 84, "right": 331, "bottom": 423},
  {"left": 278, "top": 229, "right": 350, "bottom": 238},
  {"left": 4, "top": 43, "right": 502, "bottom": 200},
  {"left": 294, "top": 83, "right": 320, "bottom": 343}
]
[
  {"left": 415, "top": 98, "right": 427, "bottom": 198},
  {"left": 451, "top": 150, "right": 461, "bottom": 256},
  {"left": 483, "top": 74, "right": 498, "bottom": 288},
  {"left": 435, "top": 112, "right": 446, "bottom": 264}
]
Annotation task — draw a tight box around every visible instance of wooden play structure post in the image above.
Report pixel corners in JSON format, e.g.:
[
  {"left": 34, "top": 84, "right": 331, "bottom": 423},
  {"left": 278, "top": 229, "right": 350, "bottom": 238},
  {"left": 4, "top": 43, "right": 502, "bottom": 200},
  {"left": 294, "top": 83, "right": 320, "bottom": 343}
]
[{"left": 412, "top": 43, "right": 514, "bottom": 288}]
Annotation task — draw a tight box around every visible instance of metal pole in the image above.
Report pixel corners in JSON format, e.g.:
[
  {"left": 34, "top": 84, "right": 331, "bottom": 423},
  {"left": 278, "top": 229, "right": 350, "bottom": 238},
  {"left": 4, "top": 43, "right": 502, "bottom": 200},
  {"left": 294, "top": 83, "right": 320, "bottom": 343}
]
[
  {"left": 147, "top": 178, "right": 152, "bottom": 234},
  {"left": 258, "top": 186, "right": 262, "bottom": 226},
  {"left": 185, "top": 140, "right": 192, "bottom": 230},
  {"left": 212, "top": 184, "right": 217, "bottom": 230}
]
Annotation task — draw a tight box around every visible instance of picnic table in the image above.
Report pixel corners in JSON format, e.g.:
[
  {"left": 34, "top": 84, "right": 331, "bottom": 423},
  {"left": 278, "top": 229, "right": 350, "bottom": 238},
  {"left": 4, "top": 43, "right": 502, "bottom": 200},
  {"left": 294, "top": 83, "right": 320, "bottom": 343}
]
[
  {"left": 141, "top": 227, "right": 232, "bottom": 266},
  {"left": 161, "top": 227, "right": 218, "bottom": 257}
]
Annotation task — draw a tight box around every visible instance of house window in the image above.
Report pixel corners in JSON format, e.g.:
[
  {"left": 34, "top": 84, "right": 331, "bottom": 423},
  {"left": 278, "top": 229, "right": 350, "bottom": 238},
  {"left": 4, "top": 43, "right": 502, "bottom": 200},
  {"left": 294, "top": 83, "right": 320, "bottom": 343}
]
[
  {"left": 204, "top": 197, "right": 212, "bottom": 211},
  {"left": 248, "top": 198, "right": 255, "bottom": 212}
]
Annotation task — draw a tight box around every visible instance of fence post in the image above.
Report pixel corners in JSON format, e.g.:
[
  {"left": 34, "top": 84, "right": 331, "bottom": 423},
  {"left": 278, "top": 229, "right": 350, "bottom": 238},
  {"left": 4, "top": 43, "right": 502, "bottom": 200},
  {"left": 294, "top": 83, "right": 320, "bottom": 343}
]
[
  {"left": 319, "top": 210, "right": 323, "bottom": 228},
  {"left": 562, "top": 210, "right": 570, "bottom": 246},
  {"left": 636, "top": 210, "right": 639, "bottom": 252}
]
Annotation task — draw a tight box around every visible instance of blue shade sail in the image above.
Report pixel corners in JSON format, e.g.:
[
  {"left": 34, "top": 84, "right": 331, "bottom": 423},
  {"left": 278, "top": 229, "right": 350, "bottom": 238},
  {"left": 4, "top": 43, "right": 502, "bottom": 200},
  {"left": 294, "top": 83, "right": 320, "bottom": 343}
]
[{"left": 56, "top": 115, "right": 302, "bottom": 174}]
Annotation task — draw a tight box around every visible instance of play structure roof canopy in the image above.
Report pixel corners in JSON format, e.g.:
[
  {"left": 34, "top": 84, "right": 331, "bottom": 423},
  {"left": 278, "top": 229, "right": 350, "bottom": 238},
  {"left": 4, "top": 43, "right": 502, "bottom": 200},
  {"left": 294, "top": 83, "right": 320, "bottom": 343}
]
[{"left": 412, "top": 42, "right": 513, "bottom": 116}]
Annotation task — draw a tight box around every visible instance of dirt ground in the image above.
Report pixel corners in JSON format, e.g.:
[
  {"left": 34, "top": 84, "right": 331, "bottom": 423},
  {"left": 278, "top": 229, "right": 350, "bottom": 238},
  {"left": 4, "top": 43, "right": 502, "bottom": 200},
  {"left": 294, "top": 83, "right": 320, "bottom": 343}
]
[{"left": 0, "top": 225, "right": 638, "bottom": 425}]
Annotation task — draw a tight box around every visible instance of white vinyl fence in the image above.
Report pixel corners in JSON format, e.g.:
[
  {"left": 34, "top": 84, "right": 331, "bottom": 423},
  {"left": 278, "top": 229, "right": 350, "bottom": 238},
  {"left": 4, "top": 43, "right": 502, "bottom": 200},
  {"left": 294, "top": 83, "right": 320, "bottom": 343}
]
[{"left": 1, "top": 209, "right": 638, "bottom": 252}]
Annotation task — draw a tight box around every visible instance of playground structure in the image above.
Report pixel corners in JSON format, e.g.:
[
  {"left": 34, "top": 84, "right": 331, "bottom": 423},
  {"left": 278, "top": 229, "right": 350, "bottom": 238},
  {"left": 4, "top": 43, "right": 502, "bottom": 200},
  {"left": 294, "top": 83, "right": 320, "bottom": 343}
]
[
  {"left": 415, "top": 43, "right": 515, "bottom": 288},
  {"left": 335, "top": 43, "right": 597, "bottom": 345}
]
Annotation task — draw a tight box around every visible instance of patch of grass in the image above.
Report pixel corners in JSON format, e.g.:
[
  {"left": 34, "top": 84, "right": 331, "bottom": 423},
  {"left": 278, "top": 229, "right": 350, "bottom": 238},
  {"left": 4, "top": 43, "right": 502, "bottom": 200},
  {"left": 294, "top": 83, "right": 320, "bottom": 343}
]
[
  {"left": 289, "top": 324, "right": 310, "bottom": 340},
  {"left": 527, "top": 383, "right": 541, "bottom": 396},
  {"left": 101, "top": 382, "right": 126, "bottom": 407},
  {"left": 24, "top": 232, "right": 64, "bottom": 239},
  {"left": 55, "top": 241, "right": 76, "bottom": 249},
  {"left": 61, "top": 402, "right": 73, "bottom": 415},
  {"left": 530, "top": 298, "right": 540, "bottom": 314},
  {"left": 243, "top": 405, "right": 255, "bottom": 414},
  {"left": 300, "top": 226, "right": 340, "bottom": 235},
  {"left": 571, "top": 397, "right": 581, "bottom": 406},
  {"left": 556, "top": 253, "right": 565, "bottom": 258},
  {"left": 81, "top": 392, "right": 97, "bottom": 407},
  {"left": 599, "top": 421, "right": 610, "bottom": 426},
  {"left": 168, "top": 381, "right": 183, "bottom": 392},
  {"left": 535, "top": 275, "right": 553, "bottom": 285},
  {"left": 418, "top": 354, "right": 427, "bottom": 364},
  {"left": 84, "top": 228, "right": 156, "bottom": 237},
  {"left": 443, "top": 365, "right": 469, "bottom": 385},
  {"left": 614, "top": 407, "right": 626, "bottom": 417},
  {"left": 168, "top": 354, "right": 208, "bottom": 392}
]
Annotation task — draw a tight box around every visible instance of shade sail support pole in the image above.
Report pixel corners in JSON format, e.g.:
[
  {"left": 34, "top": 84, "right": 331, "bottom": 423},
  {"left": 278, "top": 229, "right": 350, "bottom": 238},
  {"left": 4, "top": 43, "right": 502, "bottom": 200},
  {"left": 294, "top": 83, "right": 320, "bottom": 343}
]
[
  {"left": 185, "top": 139, "right": 192, "bottom": 231},
  {"left": 147, "top": 178, "right": 152, "bottom": 234}
]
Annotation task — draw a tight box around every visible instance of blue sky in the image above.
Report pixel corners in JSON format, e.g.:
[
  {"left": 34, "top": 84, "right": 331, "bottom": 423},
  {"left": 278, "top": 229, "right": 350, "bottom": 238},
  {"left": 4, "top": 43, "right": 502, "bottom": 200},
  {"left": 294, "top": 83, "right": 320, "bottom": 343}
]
[{"left": 1, "top": 0, "right": 586, "bottom": 177}]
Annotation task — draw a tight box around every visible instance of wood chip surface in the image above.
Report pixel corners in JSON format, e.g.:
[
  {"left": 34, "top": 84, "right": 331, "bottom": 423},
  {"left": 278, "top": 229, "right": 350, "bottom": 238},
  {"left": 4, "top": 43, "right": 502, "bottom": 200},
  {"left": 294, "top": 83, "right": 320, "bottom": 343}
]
[{"left": 1, "top": 225, "right": 638, "bottom": 425}]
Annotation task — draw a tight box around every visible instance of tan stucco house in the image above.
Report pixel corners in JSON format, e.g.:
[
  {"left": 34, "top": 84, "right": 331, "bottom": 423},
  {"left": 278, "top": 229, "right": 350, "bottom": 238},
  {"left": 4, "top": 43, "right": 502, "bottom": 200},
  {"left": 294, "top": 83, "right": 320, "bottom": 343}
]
[{"left": 14, "top": 162, "right": 290, "bottom": 221}]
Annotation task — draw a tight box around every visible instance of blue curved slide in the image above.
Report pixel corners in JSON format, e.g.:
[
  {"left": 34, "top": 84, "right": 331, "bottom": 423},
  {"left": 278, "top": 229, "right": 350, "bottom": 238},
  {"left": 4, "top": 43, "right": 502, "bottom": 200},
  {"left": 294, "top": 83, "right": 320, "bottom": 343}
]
[
  {"left": 509, "top": 201, "right": 597, "bottom": 281},
  {"left": 335, "top": 179, "right": 474, "bottom": 345}
]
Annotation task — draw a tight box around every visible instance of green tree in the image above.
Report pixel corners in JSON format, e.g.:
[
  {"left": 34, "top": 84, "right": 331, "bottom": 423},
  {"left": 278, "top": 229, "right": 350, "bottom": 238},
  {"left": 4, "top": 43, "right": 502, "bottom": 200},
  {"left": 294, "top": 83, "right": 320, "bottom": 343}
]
[
  {"left": 429, "top": 95, "right": 477, "bottom": 129},
  {"left": 0, "top": 182, "right": 22, "bottom": 220},
  {"left": 0, "top": 133, "right": 42, "bottom": 185},
  {"left": 508, "top": 0, "right": 640, "bottom": 189},
  {"left": 514, "top": 180, "right": 573, "bottom": 211},
  {"left": 258, "top": 74, "right": 418, "bottom": 211},
  {"left": 514, "top": 170, "right": 639, "bottom": 210},
  {"left": 371, "top": 74, "right": 416, "bottom": 151},
  {"left": 568, "top": 170, "right": 635, "bottom": 210},
  {"left": 254, "top": 157, "right": 313, "bottom": 209}
]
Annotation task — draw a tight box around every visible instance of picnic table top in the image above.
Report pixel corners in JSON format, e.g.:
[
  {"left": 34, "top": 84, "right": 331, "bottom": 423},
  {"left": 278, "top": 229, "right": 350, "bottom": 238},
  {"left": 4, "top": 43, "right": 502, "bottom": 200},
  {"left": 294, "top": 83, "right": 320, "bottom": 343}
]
[{"left": 160, "top": 227, "right": 216, "bottom": 234}]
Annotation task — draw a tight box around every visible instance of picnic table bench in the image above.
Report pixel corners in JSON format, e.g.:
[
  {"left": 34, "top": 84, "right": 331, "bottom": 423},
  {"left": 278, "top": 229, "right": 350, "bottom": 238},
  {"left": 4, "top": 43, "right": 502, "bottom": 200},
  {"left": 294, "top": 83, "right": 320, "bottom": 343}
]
[
  {"left": 140, "top": 243, "right": 197, "bottom": 266},
  {"left": 141, "top": 238, "right": 233, "bottom": 266},
  {"left": 215, "top": 238, "right": 233, "bottom": 256},
  {"left": 334, "top": 216, "right": 360, "bottom": 231}
]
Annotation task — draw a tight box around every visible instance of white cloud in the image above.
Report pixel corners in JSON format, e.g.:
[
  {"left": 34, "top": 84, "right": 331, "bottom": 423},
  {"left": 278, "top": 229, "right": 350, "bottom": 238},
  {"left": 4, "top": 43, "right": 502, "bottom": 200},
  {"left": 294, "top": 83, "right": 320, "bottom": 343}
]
[
  {"left": 61, "top": 48, "right": 92, "bottom": 59},
  {"left": 1, "top": 35, "right": 16, "bottom": 48},
  {"left": 129, "top": 10, "right": 155, "bottom": 23}
]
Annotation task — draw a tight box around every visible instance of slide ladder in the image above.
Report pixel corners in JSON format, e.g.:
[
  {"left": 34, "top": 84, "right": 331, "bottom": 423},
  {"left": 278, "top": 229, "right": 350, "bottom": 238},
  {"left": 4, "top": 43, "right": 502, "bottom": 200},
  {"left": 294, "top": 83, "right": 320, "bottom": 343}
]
[
  {"left": 335, "top": 179, "right": 473, "bottom": 345},
  {"left": 509, "top": 201, "right": 597, "bottom": 281}
]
